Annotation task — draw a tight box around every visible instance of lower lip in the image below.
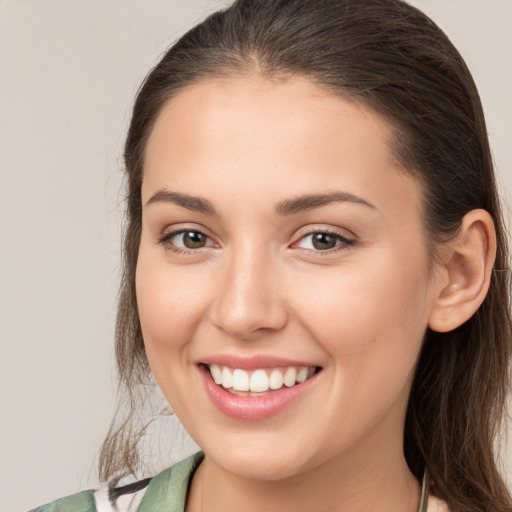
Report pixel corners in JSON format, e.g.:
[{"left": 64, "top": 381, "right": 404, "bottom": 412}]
[{"left": 198, "top": 364, "right": 321, "bottom": 421}]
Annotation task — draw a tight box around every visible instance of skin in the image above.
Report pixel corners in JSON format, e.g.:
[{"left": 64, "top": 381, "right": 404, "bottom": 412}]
[{"left": 135, "top": 75, "right": 488, "bottom": 511}]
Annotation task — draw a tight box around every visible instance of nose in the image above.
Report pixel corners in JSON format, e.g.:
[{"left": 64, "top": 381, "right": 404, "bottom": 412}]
[{"left": 209, "top": 245, "right": 288, "bottom": 341}]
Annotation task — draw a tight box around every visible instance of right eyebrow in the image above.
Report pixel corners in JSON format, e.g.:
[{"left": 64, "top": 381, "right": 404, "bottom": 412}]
[{"left": 144, "top": 189, "right": 219, "bottom": 217}]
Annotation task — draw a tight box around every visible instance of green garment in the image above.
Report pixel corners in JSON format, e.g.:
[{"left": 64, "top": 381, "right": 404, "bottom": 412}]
[{"left": 29, "top": 451, "right": 205, "bottom": 512}]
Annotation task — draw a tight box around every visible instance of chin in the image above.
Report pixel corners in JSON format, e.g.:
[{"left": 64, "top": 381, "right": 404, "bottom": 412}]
[{"left": 201, "top": 436, "right": 317, "bottom": 481}]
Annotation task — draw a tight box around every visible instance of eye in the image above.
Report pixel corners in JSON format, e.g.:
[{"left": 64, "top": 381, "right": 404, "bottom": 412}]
[
  {"left": 294, "top": 231, "right": 355, "bottom": 252},
  {"left": 159, "top": 229, "right": 216, "bottom": 252}
]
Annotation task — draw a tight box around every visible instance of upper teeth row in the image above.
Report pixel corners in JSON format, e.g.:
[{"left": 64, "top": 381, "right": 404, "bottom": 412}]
[{"left": 208, "top": 364, "right": 315, "bottom": 392}]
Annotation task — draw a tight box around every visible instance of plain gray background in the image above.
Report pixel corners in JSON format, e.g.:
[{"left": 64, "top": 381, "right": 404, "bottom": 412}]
[{"left": 0, "top": 1, "right": 511, "bottom": 510}]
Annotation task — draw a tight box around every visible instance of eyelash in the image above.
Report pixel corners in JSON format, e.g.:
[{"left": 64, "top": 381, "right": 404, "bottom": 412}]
[
  {"left": 158, "top": 229, "right": 215, "bottom": 255},
  {"left": 293, "top": 230, "right": 356, "bottom": 256},
  {"left": 157, "top": 228, "right": 356, "bottom": 256}
]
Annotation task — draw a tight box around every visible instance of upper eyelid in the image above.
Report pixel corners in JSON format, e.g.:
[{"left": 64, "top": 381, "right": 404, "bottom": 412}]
[
  {"left": 291, "top": 226, "right": 356, "bottom": 246},
  {"left": 160, "top": 228, "right": 216, "bottom": 244},
  {"left": 160, "top": 224, "right": 215, "bottom": 239}
]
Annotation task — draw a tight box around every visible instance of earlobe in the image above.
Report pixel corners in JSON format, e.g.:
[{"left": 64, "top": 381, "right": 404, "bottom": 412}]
[{"left": 428, "top": 209, "right": 496, "bottom": 333}]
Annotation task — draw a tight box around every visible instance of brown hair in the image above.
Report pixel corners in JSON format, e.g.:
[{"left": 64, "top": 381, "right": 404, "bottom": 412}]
[{"left": 99, "top": 1, "right": 512, "bottom": 510}]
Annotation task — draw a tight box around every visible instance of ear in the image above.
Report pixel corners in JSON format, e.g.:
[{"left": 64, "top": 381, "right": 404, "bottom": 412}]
[{"left": 428, "top": 209, "right": 496, "bottom": 333}]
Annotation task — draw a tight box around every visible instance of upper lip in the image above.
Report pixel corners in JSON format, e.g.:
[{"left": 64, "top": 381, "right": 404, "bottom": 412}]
[{"left": 199, "top": 354, "right": 320, "bottom": 370}]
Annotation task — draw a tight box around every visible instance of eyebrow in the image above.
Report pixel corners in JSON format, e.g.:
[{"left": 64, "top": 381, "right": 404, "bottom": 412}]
[
  {"left": 144, "top": 189, "right": 376, "bottom": 216},
  {"left": 275, "top": 191, "right": 376, "bottom": 215},
  {"left": 145, "top": 189, "right": 218, "bottom": 216}
]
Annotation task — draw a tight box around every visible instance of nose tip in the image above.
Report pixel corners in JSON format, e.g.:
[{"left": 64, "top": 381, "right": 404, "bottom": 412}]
[
  {"left": 214, "top": 296, "right": 288, "bottom": 340},
  {"left": 209, "top": 257, "right": 288, "bottom": 340}
]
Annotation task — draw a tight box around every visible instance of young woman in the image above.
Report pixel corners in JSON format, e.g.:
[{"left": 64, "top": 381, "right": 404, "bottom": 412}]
[{"left": 31, "top": 0, "right": 512, "bottom": 511}]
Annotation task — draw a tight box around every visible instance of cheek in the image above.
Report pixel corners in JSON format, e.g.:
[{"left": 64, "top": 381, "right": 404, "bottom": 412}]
[
  {"left": 135, "top": 250, "right": 211, "bottom": 363},
  {"left": 135, "top": 252, "right": 215, "bottom": 418},
  {"left": 289, "top": 250, "right": 431, "bottom": 392}
]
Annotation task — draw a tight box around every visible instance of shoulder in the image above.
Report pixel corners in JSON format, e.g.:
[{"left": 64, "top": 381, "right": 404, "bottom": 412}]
[
  {"left": 28, "top": 452, "right": 205, "bottom": 512},
  {"left": 106, "top": 451, "right": 204, "bottom": 511},
  {"left": 135, "top": 451, "right": 205, "bottom": 510},
  {"left": 28, "top": 490, "right": 97, "bottom": 512}
]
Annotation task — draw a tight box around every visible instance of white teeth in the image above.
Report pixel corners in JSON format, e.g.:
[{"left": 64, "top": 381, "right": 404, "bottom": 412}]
[
  {"left": 232, "top": 369, "right": 250, "bottom": 391},
  {"left": 296, "top": 367, "right": 309, "bottom": 383},
  {"left": 208, "top": 365, "right": 317, "bottom": 393},
  {"left": 250, "top": 369, "right": 270, "bottom": 392},
  {"left": 210, "top": 364, "right": 222, "bottom": 384},
  {"left": 221, "top": 366, "right": 233, "bottom": 389},
  {"left": 269, "top": 369, "right": 283, "bottom": 390},
  {"left": 283, "top": 367, "right": 297, "bottom": 387}
]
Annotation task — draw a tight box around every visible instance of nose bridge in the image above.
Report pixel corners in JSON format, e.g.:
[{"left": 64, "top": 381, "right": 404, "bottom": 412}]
[{"left": 211, "top": 240, "right": 287, "bottom": 339}]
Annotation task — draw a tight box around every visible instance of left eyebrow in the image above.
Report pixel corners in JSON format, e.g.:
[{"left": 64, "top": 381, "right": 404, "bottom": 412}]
[{"left": 274, "top": 191, "right": 377, "bottom": 215}]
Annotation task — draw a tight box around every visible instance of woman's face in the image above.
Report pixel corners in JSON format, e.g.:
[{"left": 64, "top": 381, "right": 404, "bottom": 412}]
[{"left": 136, "top": 76, "right": 442, "bottom": 480}]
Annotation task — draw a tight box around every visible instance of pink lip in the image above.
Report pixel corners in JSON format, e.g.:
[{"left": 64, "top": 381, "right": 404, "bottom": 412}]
[
  {"left": 199, "top": 354, "right": 318, "bottom": 370},
  {"left": 198, "top": 364, "right": 321, "bottom": 421}
]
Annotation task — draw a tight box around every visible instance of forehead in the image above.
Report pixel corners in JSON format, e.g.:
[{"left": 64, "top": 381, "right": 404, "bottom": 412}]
[
  {"left": 146, "top": 75, "right": 395, "bottom": 165},
  {"left": 143, "top": 75, "right": 422, "bottom": 221}
]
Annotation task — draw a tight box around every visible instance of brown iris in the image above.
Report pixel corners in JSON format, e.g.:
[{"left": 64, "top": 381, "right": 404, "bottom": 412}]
[
  {"left": 182, "top": 231, "right": 207, "bottom": 248},
  {"left": 311, "top": 233, "right": 338, "bottom": 250}
]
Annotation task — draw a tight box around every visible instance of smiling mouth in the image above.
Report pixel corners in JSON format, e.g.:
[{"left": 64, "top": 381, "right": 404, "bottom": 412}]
[{"left": 202, "top": 364, "right": 321, "bottom": 396}]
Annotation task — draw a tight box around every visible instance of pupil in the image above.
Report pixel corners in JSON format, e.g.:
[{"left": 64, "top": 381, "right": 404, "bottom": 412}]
[
  {"left": 312, "top": 233, "right": 336, "bottom": 250},
  {"left": 184, "top": 231, "right": 206, "bottom": 248}
]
